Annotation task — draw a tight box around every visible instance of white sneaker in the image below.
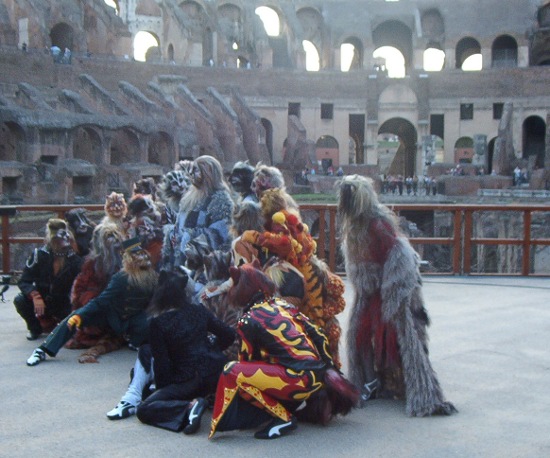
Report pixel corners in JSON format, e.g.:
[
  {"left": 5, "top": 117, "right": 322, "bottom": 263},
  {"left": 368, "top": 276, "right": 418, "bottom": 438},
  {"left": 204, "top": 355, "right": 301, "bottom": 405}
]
[
  {"left": 106, "top": 401, "right": 136, "bottom": 420},
  {"left": 26, "top": 348, "right": 46, "bottom": 366}
]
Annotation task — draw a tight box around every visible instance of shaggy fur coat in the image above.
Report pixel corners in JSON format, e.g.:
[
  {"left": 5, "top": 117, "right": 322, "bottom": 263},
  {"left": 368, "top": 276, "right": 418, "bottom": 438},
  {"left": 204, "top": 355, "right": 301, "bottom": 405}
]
[{"left": 340, "top": 175, "right": 456, "bottom": 417}]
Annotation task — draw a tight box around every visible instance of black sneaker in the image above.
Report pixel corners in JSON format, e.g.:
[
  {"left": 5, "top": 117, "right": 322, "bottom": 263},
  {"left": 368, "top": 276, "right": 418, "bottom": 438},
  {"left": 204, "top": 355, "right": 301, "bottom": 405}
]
[
  {"left": 26, "top": 330, "right": 41, "bottom": 341},
  {"left": 183, "top": 398, "right": 207, "bottom": 435},
  {"left": 254, "top": 416, "right": 297, "bottom": 440}
]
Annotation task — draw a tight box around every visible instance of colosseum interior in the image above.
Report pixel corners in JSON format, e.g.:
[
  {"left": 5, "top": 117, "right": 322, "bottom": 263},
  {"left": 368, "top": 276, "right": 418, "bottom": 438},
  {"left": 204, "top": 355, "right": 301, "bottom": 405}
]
[{"left": 0, "top": 0, "right": 550, "bottom": 203}]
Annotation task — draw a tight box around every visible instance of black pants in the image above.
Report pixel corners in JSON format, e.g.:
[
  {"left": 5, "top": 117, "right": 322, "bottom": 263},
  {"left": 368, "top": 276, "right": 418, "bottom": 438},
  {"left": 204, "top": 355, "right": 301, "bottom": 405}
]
[
  {"left": 136, "top": 372, "right": 219, "bottom": 432},
  {"left": 13, "top": 293, "right": 70, "bottom": 335}
]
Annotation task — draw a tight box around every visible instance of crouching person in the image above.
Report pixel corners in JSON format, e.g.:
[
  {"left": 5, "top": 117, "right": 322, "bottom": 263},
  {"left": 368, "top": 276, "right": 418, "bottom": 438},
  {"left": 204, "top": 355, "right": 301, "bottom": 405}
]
[
  {"left": 26, "top": 238, "right": 157, "bottom": 366},
  {"left": 14, "top": 218, "right": 82, "bottom": 341},
  {"left": 209, "top": 260, "right": 359, "bottom": 440}
]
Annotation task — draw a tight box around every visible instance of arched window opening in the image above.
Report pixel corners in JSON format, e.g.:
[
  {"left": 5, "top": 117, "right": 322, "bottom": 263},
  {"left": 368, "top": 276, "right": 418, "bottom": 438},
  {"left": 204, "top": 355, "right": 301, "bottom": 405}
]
[
  {"left": 454, "top": 137, "right": 474, "bottom": 163},
  {"left": 456, "top": 37, "right": 482, "bottom": 71},
  {"left": 133, "top": 31, "right": 159, "bottom": 62},
  {"left": 373, "top": 46, "right": 405, "bottom": 78},
  {"left": 523, "top": 116, "right": 546, "bottom": 169},
  {"left": 492, "top": 35, "right": 518, "bottom": 68},
  {"left": 104, "top": 0, "right": 119, "bottom": 15},
  {"left": 303, "top": 40, "right": 320, "bottom": 71},
  {"left": 423, "top": 46, "right": 445, "bottom": 71},
  {"left": 341, "top": 37, "right": 363, "bottom": 71},
  {"left": 255, "top": 7, "right": 280, "bottom": 37}
]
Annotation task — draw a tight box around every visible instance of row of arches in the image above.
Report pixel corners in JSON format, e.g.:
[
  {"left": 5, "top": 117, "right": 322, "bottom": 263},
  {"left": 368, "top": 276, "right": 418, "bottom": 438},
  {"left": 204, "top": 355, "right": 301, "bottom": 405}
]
[
  {"left": 0, "top": 123, "right": 176, "bottom": 168},
  {"left": 303, "top": 114, "right": 547, "bottom": 178},
  {"left": 97, "top": 2, "right": 538, "bottom": 74}
]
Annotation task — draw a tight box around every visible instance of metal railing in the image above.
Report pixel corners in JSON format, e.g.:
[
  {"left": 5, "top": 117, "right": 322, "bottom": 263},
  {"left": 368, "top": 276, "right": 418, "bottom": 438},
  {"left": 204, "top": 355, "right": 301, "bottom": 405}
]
[{"left": 1, "top": 203, "right": 550, "bottom": 276}]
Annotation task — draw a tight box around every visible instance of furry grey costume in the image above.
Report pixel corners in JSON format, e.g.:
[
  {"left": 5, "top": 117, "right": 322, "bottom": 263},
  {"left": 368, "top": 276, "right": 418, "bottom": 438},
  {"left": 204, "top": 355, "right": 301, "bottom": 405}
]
[{"left": 339, "top": 175, "right": 456, "bottom": 417}]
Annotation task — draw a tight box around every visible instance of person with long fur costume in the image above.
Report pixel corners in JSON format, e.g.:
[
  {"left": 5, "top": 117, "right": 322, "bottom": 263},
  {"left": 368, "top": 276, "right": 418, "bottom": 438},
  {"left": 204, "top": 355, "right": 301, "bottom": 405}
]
[
  {"left": 135, "top": 267, "right": 236, "bottom": 434},
  {"left": 64, "top": 223, "right": 126, "bottom": 363},
  {"left": 26, "top": 237, "right": 158, "bottom": 366},
  {"left": 237, "top": 188, "right": 346, "bottom": 368},
  {"left": 251, "top": 164, "right": 299, "bottom": 211},
  {"left": 209, "top": 261, "right": 359, "bottom": 440},
  {"left": 163, "top": 155, "right": 234, "bottom": 273},
  {"left": 157, "top": 169, "right": 192, "bottom": 226},
  {"left": 14, "top": 219, "right": 83, "bottom": 341},
  {"left": 338, "top": 174, "right": 457, "bottom": 417}
]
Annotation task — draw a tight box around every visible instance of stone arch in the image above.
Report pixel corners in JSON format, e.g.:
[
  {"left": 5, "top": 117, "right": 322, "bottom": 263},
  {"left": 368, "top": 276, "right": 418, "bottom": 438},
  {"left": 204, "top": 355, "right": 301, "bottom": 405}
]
[
  {"left": 316, "top": 135, "right": 339, "bottom": 172},
  {"left": 378, "top": 118, "right": 417, "bottom": 177},
  {"left": 73, "top": 126, "right": 102, "bottom": 164},
  {"left": 134, "top": 31, "right": 160, "bottom": 62},
  {"left": 218, "top": 3, "right": 242, "bottom": 44},
  {"left": 421, "top": 9, "right": 445, "bottom": 43},
  {"left": 148, "top": 131, "right": 174, "bottom": 167},
  {"left": 261, "top": 118, "right": 273, "bottom": 164},
  {"left": 50, "top": 23, "right": 74, "bottom": 51},
  {"left": 537, "top": 3, "right": 550, "bottom": 27},
  {"left": 302, "top": 39, "right": 320, "bottom": 71},
  {"left": 297, "top": 7, "right": 327, "bottom": 68},
  {"left": 454, "top": 136, "right": 474, "bottom": 163},
  {"left": 455, "top": 37, "right": 481, "bottom": 69},
  {"left": 531, "top": 3, "right": 550, "bottom": 65},
  {"left": 372, "top": 20, "right": 413, "bottom": 70},
  {"left": 0, "top": 122, "right": 25, "bottom": 162},
  {"left": 341, "top": 36, "right": 363, "bottom": 71},
  {"left": 424, "top": 42, "right": 445, "bottom": 71},
  {"left": 255, "top": 6, "right": 280, "bottom": 37},
  {"left": 522, "top": 115, "right": 546, "bottom": 168},
  {"left": 110, "top": 129, "right": 141, "bottom": 165},
  {"left": 136, "top": 0, "right": 161, "bottom": 16},
  {"left": 492, "top": 35, "right": 518, "bottom": 68}
]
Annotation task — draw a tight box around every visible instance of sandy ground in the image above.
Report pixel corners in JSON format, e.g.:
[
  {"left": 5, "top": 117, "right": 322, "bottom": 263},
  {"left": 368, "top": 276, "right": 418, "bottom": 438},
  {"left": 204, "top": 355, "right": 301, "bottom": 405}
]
[{"left": 1, "top": 276, "right": 549, "bottom": 458}]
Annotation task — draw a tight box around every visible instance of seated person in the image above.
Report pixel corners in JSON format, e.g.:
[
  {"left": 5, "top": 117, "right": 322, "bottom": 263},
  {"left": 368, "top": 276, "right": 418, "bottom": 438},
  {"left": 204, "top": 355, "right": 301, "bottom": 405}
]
[
  {"left": 26, "top": 238, "right": 157, "bottom": 366},
  {"left": 106, "top": 267, "right": 235, "bottom": 435},
  {"left": 14, "top": 218, "right": 82, "bottom": 340}
]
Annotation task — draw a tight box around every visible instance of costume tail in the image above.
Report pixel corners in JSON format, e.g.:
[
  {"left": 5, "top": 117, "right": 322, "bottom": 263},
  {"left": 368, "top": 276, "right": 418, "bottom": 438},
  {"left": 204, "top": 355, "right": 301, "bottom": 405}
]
[{"left": 324, "top": 368, "right": 360, "bottom": 417}]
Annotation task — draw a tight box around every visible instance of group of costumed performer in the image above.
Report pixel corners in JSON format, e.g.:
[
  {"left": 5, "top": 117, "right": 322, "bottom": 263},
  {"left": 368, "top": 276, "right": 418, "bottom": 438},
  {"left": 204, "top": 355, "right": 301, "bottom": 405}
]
[
  {"left": 234, "top": 182, "right": 346, "bottom": 368},
  {"left": 209, "top": 260, "right": 358, "bottom": 440},
  {"left": 337, "top": 174, "right": 457, "bottom": 417}
]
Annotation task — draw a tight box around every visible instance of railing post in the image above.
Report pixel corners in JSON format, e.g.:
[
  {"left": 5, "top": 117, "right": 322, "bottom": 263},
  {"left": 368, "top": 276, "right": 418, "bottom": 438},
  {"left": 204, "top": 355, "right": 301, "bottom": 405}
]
[
  {"left": 461, "top": 209, "right": 472, "bottom": 275},
  {"left": 522, "top": 210, "right": 531, "bottom": 275},
  {"left": 0, "top": 207, "right": 16, "bottom": 274},
  {"left": 328, "top": 207, "right": 337, "bottom": 272}
]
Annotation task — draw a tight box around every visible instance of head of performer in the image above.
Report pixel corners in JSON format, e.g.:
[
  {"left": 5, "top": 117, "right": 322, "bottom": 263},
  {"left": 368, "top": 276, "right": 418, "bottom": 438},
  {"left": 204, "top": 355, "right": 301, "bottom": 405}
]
[
  {"left": 227, "top": 259, "right": 277, "bottom": 308},
  {"left": 90, "top": 223, "right": 124, "bottom": 277},
  {"left": 104, "top": 192, "right": 127, "bottom": 220},
  {"left": 46, "top": 218, "right": 76, "bottom": 256},
  {"left": 121, "top": 237, "right": 157, "bottom": 290},
  {"left": 251, "top": 164, "right": 285, "bottom": 200},
  {"left": 228, "top": 161, "right": 255, "bottom": 197},
  {"left": 148, "top": 266, "right": 192, "bottom": 317}
]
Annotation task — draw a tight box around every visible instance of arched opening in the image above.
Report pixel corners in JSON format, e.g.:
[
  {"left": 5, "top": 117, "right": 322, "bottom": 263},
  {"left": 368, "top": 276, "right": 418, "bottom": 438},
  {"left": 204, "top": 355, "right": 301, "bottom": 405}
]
[
  {"left": 50, "top": 23, "right": 74, "bottom": 51},
  {"left": 218, "top": 3, "right": 243, "bottom": 59},
  {"left": 73, "top": 127, "right": 102, "bottom": 164},
  {"left": 104, "top": 0, "right": 119, "bottom": 15},
  {"left": 454, "top": 137, "right": 474, "bottom": 164},
  {"left": 423, "top": 43, "right": 445, "bottom": 71},
  {"left": 341, "top": 37, "right": 363, "bottom": 71},
  {"left": 110, "top": 129, "right": 140, "bottom": 165},
  {"left": 522, "top": 116, "right": 546, "bottom": 168},
  {"left": 303, "top": 40, "right": 320, "bottom": 71},
  {"left": 261, "top": 118, "right": 273, "bottom": 164},
  {"left": 255, "top": 6, "right": 280, "bottom": 37},
  {"left": 0, "top": 122, "right": 25, "bottom": 162},
  {"left": 148, "top": 132, "right": 174, "bottom": 167},
  {"left": 456, "top": 37, "right": 482, "bottom": 70},
  {"left": 134, "top": 31, "right": 159, "bottom": 62},
  {"left": 373, "top": 46, "right": 405, "bottom": 77},
  {"left": 203, "top": 28, "right": 214, "bottom": 65},
  {"left": 297, "top": 7, "right": 326, "bottom": 69},
  {"left": 372, "top": 20, "right": 413, "bottom": 75},
  {"left": 315, "top": 135, "right": 339, "bottom": 174},
  {"left": 492, "top": 35, "right": 518, "bottom": 68},
  {"left": 378, "top": 118, "right": 417, "bottom": 177}
]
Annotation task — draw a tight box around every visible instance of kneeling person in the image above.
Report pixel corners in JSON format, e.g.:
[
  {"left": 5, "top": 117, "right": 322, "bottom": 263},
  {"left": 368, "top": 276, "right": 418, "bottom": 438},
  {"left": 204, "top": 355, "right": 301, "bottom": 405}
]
[{"left": 27, "top": 238, "right": 157, "bottom": 366}]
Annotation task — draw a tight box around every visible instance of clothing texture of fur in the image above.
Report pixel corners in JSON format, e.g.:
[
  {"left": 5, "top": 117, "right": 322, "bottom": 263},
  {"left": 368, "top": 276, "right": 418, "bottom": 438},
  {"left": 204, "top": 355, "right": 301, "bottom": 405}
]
[{"left": 339, "top": 174, "right": 456, "bottom": 417}]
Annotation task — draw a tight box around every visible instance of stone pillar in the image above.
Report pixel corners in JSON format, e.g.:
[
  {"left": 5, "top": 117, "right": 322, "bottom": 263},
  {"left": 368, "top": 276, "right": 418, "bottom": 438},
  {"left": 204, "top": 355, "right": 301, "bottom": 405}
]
[{"left": 473, "top": 134, "right": 488, "bottom": 168}]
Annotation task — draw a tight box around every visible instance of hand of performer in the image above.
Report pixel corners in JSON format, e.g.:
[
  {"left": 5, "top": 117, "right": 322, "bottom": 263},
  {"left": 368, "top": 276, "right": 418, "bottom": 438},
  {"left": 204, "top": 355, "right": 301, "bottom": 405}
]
[
  {"left": 31, "top": 292, "right": 46, "bottom": 317},
  {"left": 67, "top": 314, "right": 82, "bottom": 330}
]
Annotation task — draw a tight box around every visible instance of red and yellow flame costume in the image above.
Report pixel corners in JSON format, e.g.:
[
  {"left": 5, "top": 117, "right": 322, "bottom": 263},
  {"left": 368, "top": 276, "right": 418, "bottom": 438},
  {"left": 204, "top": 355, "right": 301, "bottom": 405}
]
[
  {"left": 239, "top": 208, "right": 345, "bottom": 367},
  {"left": 209, "top": 296, "right": 334, "bottom": 438}
]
